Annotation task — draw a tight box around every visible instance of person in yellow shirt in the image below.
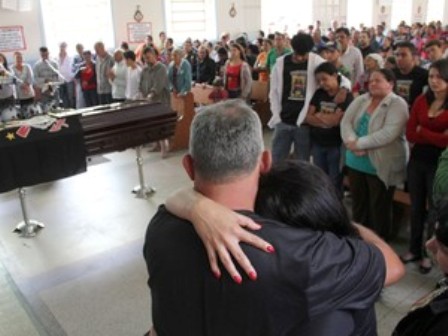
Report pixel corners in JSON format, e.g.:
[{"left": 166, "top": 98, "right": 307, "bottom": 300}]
[{"left": 254, "top": 39, "right": 272, "bottom": 82}]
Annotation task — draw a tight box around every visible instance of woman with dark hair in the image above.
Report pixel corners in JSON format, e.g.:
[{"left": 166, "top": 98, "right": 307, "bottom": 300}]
[
  {"left": 76, "top": 50, "right": 98, "bottom": 107},
  {"left": 380, "top": 36, "right": 394, "bottom": 59},
  {"left": 401, "top": 59, "right": 448, "bottom": 274},
  {"left": 385, "top": 56, "right": 397, "bottom": 71},
  {"left": 305, "top": 62, "right": 354, "bottom": 192},
  {"left": 393, "top": 199, "right": 448, "bottom": 335},
  {"left": 223, "top": 43, "right": 252, "bottom": 100},
  {"left": 255, "top": 160, "right": 359, "bottom": 238},
  {"left": 159, "top": 160, "right": 374, "bottom": 336},
  {"left": 341, "top": 68, "right": 409, "bottom": 241}
]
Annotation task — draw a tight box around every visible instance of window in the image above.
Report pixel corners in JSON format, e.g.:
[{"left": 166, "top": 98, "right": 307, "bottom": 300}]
[
  {"left": 347, "top": 0, "right": 373, "bottom": 29},
  {"left": 40, "top": 0, "right": 115, "bottom": 55},
  {"left": 390, "top": 0, "right": 412, "bottom": 28},
  {"left": 165, "top": 0, "right": 216, "bottom": 43},
  {"left": 314, "top": 0, "right": 347, "bottom": 29},
  {"left": 261, "top": 0, "right": 313, "bottom": 36}
]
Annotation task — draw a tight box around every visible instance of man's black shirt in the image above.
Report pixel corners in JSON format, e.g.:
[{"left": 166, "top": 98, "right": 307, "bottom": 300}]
[
  {"left": 359, "top": 45, "right": 375, "bottom": 59},
  {"left": 309, "top": 87, "right": 354, "bottom": 147},
  {"left": 197, "top": 57, "right": 216, "bottom": 84},
  {"left": 281, "top": 55, "right": 308, "bottom": 125},
  {"left": 393, "top": 280, "right": 448, "bottom": 336},
  {"left": 144, "top": 206, "right": 386, "bottom": 336},
  {"left": 393, "top": 66, "right": 428, "bottom": 110}
]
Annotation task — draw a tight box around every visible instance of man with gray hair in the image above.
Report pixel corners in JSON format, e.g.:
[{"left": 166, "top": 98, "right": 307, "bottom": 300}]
[
  {"left": 143, "top": 100, "right": 404, "bottom": 335},
  {"left": 94, "top": 41, "right": 114, "bottom": 104}
]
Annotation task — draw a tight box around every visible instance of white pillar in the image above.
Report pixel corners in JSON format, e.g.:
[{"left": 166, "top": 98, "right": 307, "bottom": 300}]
[
  {"left": 411, "top": 0, "right": 429, "bottom": 23},
  {"left": 372, "top": 0, "right": 393, "bottom": 28}
]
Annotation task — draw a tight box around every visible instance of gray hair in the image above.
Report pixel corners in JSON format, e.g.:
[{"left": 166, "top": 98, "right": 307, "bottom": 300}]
[
  {"left": 189, "top": 100, "right": 264, "bottom": 183},
  {"left": 172, "top": 48, "right": 184, "bottom": 57}
]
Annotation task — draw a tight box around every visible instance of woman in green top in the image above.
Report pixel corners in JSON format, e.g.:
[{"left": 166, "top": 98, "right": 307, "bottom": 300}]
[{"left": 341, "top": 69, "right": 409, "bottom": 240}]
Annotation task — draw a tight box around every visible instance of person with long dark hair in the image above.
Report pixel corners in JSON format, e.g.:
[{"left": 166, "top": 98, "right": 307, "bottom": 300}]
[
  {"left": 255, "top": 160, "right": 359, "bottom": 238},
  {"left": 76, "top": 50, "right": 98, "bottom": 107},
  {"left": 306, "top": 62, "right": 354, "bottom": 192},
  {"left": 144, "top": 101, "right": 404, "bottom": 336},
  {"left": 401, "top": 58, "right": 448, "bottom": 274}
]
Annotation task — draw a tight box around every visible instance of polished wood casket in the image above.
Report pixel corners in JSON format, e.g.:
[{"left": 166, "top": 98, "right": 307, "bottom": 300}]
[{"left": 51, "top": 101, "right": 178, "bottom": 156}]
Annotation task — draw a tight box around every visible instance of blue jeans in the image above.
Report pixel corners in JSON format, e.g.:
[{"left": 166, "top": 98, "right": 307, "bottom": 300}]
[
  {"left": 312, "top": 144, "right": 342, "bottom": 193},
  {"left": 271, "top": 122, "right": 310, "bottom": 164}
]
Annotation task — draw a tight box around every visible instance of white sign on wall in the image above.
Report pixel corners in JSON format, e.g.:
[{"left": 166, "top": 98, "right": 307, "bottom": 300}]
[
  {"left": 0, "top": 26, "right": 26, "bottom": 52},
  {"left": 127, "top": 22, "right": 152, "bottom": 44},
  {"left": 412, "top": 0, "right": 427, "bottom": 22}
]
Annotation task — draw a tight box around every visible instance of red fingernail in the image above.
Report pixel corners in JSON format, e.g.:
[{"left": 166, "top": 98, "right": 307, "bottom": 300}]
[
  {"left": 233, "top": 275, "right": 242, "bottom": 284},
  {"left": 249, "top": 271, "right": 257, "bottom": 281},
  {"left": 213, "top": 271, "right": 221, "bottom": 280},
  {"left": 266, "top": 245, "right": 275, "bottom": 253}
]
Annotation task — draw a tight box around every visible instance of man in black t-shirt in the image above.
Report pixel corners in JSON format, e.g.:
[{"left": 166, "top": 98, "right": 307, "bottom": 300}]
[
  {"left": 269, "top": 33, "right": 321, "bottom": 163},
  {"left": 144, "top": 100, "right": 405, "bottom": 336},
  {"left": 269, "top": 33, "right": 352, "bottom": 164},
  {"left": 393, "top": 41, "right": 428, "bottom": 110},
  {"left": 358, "top": 31, "right": 377, "bottom": 59}
]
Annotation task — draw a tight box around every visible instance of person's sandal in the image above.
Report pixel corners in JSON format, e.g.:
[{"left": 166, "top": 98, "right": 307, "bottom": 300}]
[
  {"left": 419, "top": 258, "right": 432, "bottom": 274},
  {"left": 400, "top": 252, "right": 421, "bottom": 264}
]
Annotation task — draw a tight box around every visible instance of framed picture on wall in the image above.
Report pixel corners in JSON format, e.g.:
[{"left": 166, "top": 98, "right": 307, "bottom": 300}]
[
  {"left": 127, "top": 22, "right": 152, "bottom": 44},
  {"left": 0, "top": 26, "right": 26, "bottom": 52}
]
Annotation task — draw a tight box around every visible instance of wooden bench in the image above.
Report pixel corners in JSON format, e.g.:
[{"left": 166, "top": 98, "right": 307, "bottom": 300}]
[
  {"left": 250, "top": 81, "right": 270, "bottom": 127},
  {"left": 191, "top": 85, "right": 214, "bottom": 105},
  {"left": 170, "top": 92, "right": 195, "bottom": 151}
]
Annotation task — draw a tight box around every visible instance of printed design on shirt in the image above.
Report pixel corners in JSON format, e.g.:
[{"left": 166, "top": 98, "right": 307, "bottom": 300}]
[
  {"left": 289, "top": 70, "right": 307, "bottom": 101},
  {"left": 320, "top": 101, "right": 337, "bottom": 114},
  {"left": 396, "top": 80, "right": 413, "bottom": 102}
]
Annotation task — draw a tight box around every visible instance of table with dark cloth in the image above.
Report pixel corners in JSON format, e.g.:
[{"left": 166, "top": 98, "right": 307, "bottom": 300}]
[{"left": 0, "top": 116, "right": 86, "bottom": 193}]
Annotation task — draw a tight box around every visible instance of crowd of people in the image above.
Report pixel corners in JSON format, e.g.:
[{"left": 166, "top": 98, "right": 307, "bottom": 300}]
[
  {"left": 1, "top": 17, "right": 448, "bottom": 335},
  {"left": 145, "top": 20, "right": 448, "bottom": 336}
]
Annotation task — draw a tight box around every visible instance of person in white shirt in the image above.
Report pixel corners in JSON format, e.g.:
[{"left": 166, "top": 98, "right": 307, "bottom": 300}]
[
  {"left": 33, "top": 46, "right": 60, "bottom": 110},
  {"left": 11, "top": 51, "right": 35, "bottom": 107},
  {"left": 124, "top": 50, "right": 142, "bottom": 100},
  {"left": 108, "top": 49, "right": 127, "bottom": 102},
  {"left": 335, "top": 27, "right": 364, "bottom": 85},
  {"left": 57, "top": 42, "right": 75, "bottom": 108}
]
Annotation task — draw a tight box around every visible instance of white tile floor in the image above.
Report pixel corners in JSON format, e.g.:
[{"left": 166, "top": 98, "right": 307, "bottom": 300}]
[{"left": 0, "top": 142, "right": 443, "bottom": 336}]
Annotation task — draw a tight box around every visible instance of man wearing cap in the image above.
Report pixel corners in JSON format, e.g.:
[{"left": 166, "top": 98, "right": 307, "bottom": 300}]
[
  {"left": 319, "top": 42, "right": 351, "bottom": 79},
  {"left": 269, "top": 33, "right": 351, "bottom": 163},
  {"left": 335, "top": 27, "right": 364, "bottom": 85}
]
